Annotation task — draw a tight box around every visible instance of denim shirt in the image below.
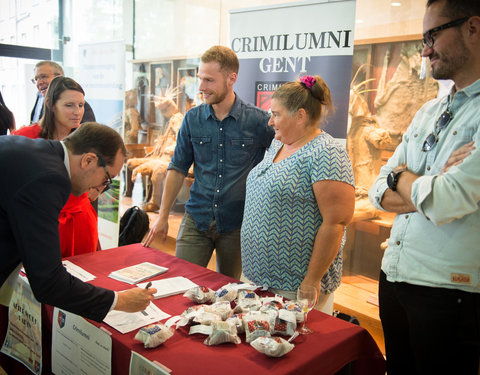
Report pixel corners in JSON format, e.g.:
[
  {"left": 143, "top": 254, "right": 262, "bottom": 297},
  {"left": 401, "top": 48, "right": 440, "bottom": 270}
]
[
  {"left": 168, "top": 95, "right": 274, "bottom": 233},
  {"left": 369, "top": 78, "right": 480, "bottom": 293}
]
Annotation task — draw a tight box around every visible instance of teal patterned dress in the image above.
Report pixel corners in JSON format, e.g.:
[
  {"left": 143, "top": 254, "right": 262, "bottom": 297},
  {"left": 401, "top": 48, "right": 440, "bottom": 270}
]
[{"left": 241, "top": 132, "right": 354, "bottom": 293}]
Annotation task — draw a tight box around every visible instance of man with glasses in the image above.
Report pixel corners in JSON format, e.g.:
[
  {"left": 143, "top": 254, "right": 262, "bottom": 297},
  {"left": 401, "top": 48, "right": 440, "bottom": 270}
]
[
  {"left": 369, "top": 1, "right": 480, "bottom": 374},
  {"left": 0, "top": 123, "right": 156, "bottom": 327},
  {"left": 30, "top": 61, "right": 96, "bottom": 124}
]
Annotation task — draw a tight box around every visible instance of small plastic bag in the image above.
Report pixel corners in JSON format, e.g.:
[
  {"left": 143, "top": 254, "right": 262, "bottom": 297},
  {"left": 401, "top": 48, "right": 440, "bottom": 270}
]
[
  {"left": 283, "top": 302, "right": 304, "bottom": 322},
  {"left": 134, "top": 323, "right": 174, "bottom": 348},
  {"left": 237, "top": 290, "right": 259, "bottom": 300},
  {"left": 233, "top": 298, "right": 262, "bottom": 314},
  {"left": 193, "top": 311, "right": 222, "bottom": 325},
  {"left": 250, "top": 336, "right": 294, "bottom": 357},
  {"left": 243, "top": 313, "right": 274, "bottom": 343},
  {"left": 272, "top": 310, "right": 297, "bottom": 336},
  {"left": 177, "top": 304, "right": 207, "bottom": 327},
  {"left": 183, "top": 286, "right": 215, "bottom": 304},
  {"left": 226, "top": 313, "right": 246, "bottom": 334},
  {"left": 214, "top": 283, "right": 238, "bottom": 302},
  {"left": 205, "top": 300, "right": 232, "bottom": 320},
  {"left": 204, "top": 321, "right": 241, "bottom": 346},
  {"left": 260, "top": 299, "right": 285, "bottom": 312}
]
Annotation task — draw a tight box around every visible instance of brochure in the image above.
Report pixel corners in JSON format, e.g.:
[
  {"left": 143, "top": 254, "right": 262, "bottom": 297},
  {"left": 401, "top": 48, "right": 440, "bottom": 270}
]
[{"left": 108, "top": 262, "right": 168, "bottom": 285}]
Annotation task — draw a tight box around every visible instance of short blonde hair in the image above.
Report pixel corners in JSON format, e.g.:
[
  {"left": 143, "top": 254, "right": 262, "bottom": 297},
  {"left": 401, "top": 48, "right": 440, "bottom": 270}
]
[{"left": 201, "top": 46, "right": 239, "bottom": 74}]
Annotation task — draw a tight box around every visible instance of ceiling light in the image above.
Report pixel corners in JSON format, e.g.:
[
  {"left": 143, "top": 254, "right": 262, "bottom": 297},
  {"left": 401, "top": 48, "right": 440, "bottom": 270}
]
[{"left": 391, "top": 2, "right": 402, "bottom": 6}]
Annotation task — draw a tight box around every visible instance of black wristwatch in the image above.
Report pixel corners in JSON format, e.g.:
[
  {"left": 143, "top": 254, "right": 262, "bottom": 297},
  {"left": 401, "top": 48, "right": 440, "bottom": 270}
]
[{"left": 387, "top": 168, "right": 406, "bottom": 192}]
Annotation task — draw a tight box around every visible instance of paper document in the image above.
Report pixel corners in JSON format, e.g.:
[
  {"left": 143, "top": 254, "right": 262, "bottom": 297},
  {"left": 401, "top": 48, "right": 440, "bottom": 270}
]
[
  {"left": 52, "top": 308, "right": 112, "bottom": 375},
  {"left": 103, "top": 302, "right": 170, "bottom": 334},
  {"left": 108, "top": 262, "right": 168, "bottom": 284},
  {"left": 137, "top": 277, "right": 198, "bottom": 299},
  {"left": 130, "top": 351, "right": 171, "bottom": 374},
  {"left": 62, "top": 260, "right": 96, "bottom": 282}
]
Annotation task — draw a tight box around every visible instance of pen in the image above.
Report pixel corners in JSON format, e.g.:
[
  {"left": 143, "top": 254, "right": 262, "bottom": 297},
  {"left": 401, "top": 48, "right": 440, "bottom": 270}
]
[{"left": 145, "top": 281, "right": 152, "bottom": 290}]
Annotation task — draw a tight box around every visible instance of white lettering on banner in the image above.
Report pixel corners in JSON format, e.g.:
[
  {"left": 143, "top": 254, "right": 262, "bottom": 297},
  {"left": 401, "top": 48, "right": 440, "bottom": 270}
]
[{"left": 259, "top": 56, "right": 311, "bottom": 74}]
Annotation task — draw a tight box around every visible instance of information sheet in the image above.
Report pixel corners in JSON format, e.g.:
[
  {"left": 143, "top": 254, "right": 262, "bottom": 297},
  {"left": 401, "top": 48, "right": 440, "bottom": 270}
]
[
  {"left": 103, "top": 302, "right": 170, "bottom": 334},
  {"left": 1, "top": 275, "right": 42, "bottom": 375},
  {"left": 129, "top": 351, "right": 171, "bottom": 375},
  {"left": 52, "top": 308, "right": 112, "bottom": 375}
]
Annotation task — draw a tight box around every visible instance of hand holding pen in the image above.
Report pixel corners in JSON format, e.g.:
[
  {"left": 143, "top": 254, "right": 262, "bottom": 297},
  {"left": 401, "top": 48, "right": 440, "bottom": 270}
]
[{"left": 114, "top": 281, "right": 157, "bottom": 313}]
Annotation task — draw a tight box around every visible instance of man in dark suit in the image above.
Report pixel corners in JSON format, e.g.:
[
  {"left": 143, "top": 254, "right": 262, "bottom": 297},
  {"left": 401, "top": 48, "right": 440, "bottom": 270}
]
[
  {"left": 30, "top": 61, "right": 96, "bottom": 123},
  {"left": 0, "top": 123, "right": 156, "bottom": 322}
]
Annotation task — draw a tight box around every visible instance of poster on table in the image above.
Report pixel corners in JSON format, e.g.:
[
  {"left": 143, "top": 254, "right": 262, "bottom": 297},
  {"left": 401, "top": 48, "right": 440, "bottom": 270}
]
[
  {"left": 129, "top": 351, "right": 171, "bottom": 375},
  {"left": 77, "top": 40, "right": 125, "bottom": 249},
  {"left": 1, "top": 275, "right": 42, "bottom": 375},
  {"left": 230, "top": 0, "right": 356, "bottom": 140},
  {"left": 52, "top": 307, "right": 112, "bottom": 375}
]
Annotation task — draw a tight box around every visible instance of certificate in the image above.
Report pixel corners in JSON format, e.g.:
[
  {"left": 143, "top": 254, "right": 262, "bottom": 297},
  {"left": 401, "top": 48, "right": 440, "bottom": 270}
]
[{"left": 52, "top": 308, "right": 112, "bottom": 375}]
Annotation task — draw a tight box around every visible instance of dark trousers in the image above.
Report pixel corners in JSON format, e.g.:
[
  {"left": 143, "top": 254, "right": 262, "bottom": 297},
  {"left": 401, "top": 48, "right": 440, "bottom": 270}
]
[{"left": 379, "top": 271, "right": 480, "bottom": 375}]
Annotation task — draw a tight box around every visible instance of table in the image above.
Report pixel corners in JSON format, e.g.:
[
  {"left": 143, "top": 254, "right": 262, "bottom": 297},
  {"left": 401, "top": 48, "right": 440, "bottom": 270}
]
[{"left": 1, "top": 244, "right": 385, "bottom": 375}]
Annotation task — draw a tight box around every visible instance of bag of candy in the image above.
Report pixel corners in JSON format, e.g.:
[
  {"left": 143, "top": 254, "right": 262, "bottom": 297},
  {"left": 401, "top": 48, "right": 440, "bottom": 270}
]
[
  {"left": 226, "top": 313, "right": 246, "bottom": 334},
  {"left": 250, "top": 336, "right": 294, "bottom": 357},
  {"left": 183, "top": 286, "right": 215, "bottom": 304},
  {"left": 204, "top": 321, "right": 241, "bottom": 346},
  {"left": 233, "top": 298, "right": 262, "bottom": 314},
  {"left": 205, "top": 300, "right": 232, "bottom": 320},
  {"left": 135, "top": 323, "right": 174, "bottom": 348},
  {"left": 272, "top": 310, "right": 297, "bottom": 336},
  {"left": 214, "top": 283, "right": 238, "bottom": 302},
  {"left": 193, "top": 311, "right": 222, "bottom": 325},
  {"left": 283, "top": 301, "right": 304, "bottom": 322},
  {"left": 242, "top": 313, "right": 275, "bottom": 343}
]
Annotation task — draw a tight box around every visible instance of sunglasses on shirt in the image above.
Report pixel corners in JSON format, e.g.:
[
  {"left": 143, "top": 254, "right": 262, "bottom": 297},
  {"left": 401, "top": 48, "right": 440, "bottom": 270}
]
[{"left": 422, "top": 109, "right": 453, "bottom": 152}]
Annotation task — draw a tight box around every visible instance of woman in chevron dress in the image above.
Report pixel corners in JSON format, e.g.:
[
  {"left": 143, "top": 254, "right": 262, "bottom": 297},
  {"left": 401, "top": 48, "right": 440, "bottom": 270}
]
[{"left": 241, "top": 75, "right": 355, "bottom": 314}]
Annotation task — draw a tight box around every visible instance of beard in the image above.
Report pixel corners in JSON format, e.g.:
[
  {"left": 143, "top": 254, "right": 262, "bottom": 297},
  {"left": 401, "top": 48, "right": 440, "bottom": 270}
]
[
  {"left": 431, "top": 37, "right": 470, "bottom": 80},
  {"left": 202, "top": 84, "right": 228, "bottom": 105}
]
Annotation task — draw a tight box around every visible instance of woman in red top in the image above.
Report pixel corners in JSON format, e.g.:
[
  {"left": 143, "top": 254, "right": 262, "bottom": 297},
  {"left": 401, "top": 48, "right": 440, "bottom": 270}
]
[{"left": 12, "top": 76, "right": 102, "bottom": 257}]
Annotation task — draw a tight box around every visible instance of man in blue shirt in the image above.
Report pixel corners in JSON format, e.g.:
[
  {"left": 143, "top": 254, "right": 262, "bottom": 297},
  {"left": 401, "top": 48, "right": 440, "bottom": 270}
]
[
  {"left": 369, "top": 1, "right": 480, "bottom": 374},
  {"left": 143, "top": 46, "right": 273, "bottom": 279}
]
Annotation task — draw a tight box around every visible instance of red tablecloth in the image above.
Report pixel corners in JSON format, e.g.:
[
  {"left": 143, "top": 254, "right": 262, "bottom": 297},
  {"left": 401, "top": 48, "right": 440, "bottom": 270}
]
[{"left": 1, "top": 244, "right": 385, "bottom": 374}]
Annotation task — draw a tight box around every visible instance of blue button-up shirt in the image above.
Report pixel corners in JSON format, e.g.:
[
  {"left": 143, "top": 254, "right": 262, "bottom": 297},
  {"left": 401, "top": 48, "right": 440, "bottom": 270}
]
[
  {"left": 168, "top": 95, "right": 274, "bottom": 233},
  {"left": 369, "top": 79, "right": 480, "bottom": 293}
]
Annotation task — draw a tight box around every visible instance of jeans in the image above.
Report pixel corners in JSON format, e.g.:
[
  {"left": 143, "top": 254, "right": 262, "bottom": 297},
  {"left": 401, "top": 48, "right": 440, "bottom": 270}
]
[
  {"left": 379, "top": 271, "right": 480, "bottom": 375},
  {"left": 175, "top": 212, "right": 242, "bottom": 279}
]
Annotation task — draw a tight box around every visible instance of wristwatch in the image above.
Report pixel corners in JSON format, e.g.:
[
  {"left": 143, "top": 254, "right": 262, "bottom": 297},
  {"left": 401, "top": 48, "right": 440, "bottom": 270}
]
[{"left": 387, "top": 167, "right": 407, "bottom": 192}]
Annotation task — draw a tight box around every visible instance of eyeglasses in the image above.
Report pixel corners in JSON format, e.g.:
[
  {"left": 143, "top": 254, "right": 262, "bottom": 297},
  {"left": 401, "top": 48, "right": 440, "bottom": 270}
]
[
  {"left": 96, "top": 154, "right": 113, "bottom": 192},
  {"left": 422, "top": 109, "right": 453, "bottom": 152},
  {"left": 31, "top": 73, "right": 61, "bottom": 84},
  {"left": 422, "top": 17, "right": 469, "bottom": 48}
]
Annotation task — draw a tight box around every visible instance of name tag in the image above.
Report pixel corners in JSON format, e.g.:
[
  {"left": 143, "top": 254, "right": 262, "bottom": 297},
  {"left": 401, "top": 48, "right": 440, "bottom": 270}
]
[{"left": 451, "top": 273, "right": 471, "bottom": 284}]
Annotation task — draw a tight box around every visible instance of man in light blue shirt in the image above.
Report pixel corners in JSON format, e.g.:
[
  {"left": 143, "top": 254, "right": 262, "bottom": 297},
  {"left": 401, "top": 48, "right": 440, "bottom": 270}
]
[{"left": 369, "top": 0, "right": 480, "bottom": 373}]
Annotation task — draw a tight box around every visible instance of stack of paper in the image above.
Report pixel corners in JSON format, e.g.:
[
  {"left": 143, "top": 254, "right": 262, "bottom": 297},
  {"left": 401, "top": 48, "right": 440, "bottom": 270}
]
[
  {"left": 62, "top": 261, "right": 96, "bottom": 282},
  {"left": 137, "top": 277, "right": 198, "bottom": 299},
  {"left": 108, "top": 262, "right": 168, "bottom": 284}
]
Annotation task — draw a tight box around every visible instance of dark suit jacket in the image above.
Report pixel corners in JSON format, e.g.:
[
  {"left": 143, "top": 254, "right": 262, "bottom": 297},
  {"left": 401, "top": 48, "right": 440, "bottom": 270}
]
[
  {"left": 30, "top": 95, "right": 96, "bottom": 124},
  {"left": 0, "top": 136, "right": 114, "bottom": 322}
]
